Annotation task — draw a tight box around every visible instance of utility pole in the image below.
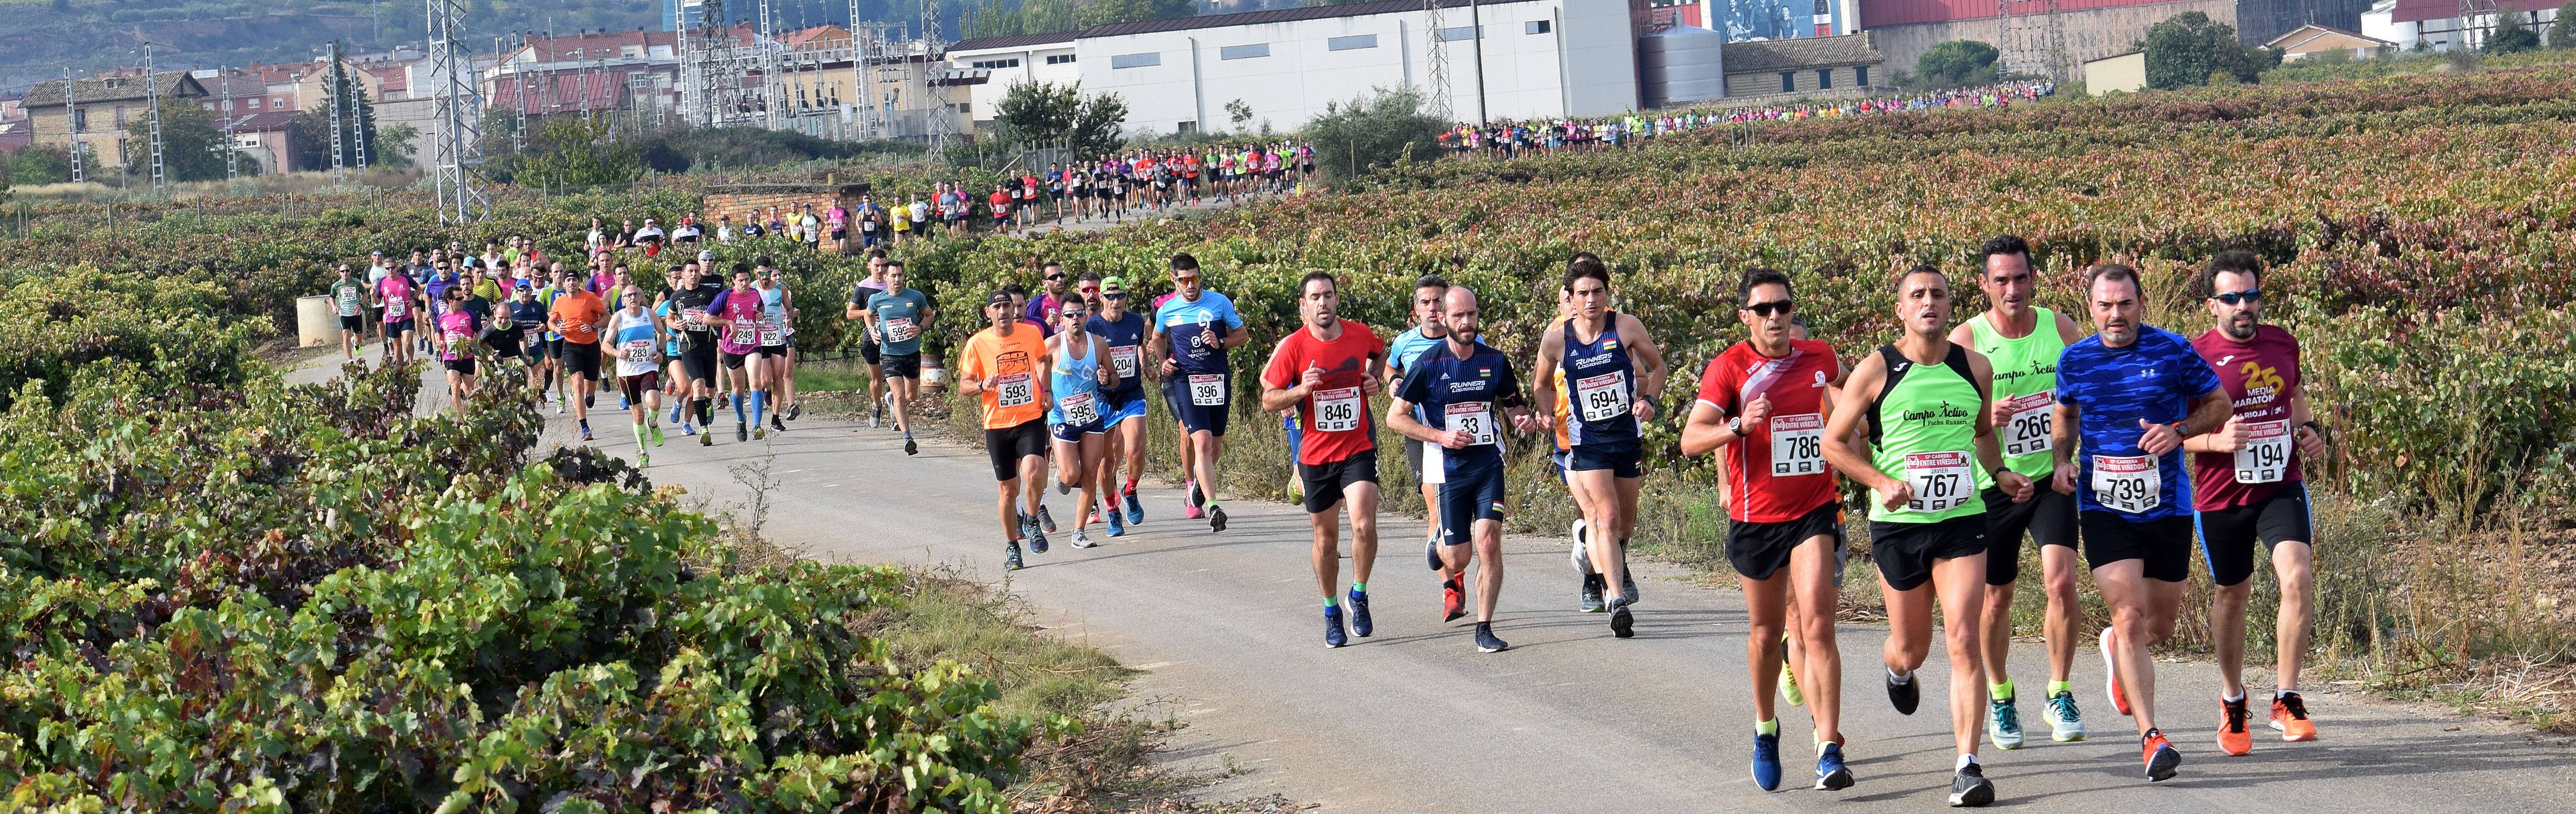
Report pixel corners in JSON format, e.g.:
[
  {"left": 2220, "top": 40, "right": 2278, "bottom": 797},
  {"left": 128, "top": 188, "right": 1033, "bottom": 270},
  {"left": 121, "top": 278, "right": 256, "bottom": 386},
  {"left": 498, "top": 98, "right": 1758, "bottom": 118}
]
[
  {"left": 217, "top": 65, "right": 239, "bottom": 181},
  {"left": 923, "top": 0, "right": 951, "bottom": 150},
  {"left": 64, "top": 68, "right": 84, "bottom": 184},
  {"left": 1467, "top": 0, "right": 1486, "bottom": 125},
  {"left": 144, "top": 40, "right": 168, "bottom": 193},
  {"left": 428, "top": 0, "right": 489, "bottom": 225},
  {"left": 1425, "top": 0, "right": 1452, "bottom": 119},
  {"left": 329, "top": 41, "right": 348, "bottom": 184}
]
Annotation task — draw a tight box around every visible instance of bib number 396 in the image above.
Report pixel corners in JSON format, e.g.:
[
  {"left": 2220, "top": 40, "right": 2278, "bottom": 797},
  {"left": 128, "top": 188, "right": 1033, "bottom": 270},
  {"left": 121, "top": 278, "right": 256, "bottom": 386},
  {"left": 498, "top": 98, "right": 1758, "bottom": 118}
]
[
  {"left": 1188, "top": 374, "right": 1226, "bottom": 407},
  {"left": 2092, "top": 454, "right": 2162, "bottom": 514},
  {"left": 1901, "top": 451, "right": 1972, "bottom": 514},
  {"left": 2234, "top": 420, "right": 2291, "bottom": 484}
]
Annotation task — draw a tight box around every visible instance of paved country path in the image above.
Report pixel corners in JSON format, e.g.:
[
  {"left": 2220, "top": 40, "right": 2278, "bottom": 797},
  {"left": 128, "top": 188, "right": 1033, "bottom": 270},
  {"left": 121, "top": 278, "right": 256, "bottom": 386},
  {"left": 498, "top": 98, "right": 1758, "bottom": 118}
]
[{"left": 288, "top": 345, "right": 2576, "bottom": 813}]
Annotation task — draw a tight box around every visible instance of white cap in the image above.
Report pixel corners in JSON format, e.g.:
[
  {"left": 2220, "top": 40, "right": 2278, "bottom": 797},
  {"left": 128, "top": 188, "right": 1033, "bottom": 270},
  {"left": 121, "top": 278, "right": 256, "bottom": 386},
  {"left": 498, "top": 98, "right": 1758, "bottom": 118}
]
[{"left": 697, "top": 249, "right": 716, "bottom": 261}]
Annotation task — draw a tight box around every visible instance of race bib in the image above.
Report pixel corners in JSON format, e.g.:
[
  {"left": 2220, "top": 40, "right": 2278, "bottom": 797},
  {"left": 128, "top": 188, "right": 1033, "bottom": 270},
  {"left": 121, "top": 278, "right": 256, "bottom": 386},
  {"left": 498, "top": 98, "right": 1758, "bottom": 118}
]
[
  {"left": 1574, "top": 370, "right": 1629, "bottom": 424},
  {"left": 1108, "top": 345, "right": 1138, "bottom": 379},
  {"left": 2235, "top": 420, "right": 2292, "bottom": 485},
  {"left": 620, "top": 339, "right": 655, "bottom": 364},
  {"left": 882, "top": 316, "right": 917, "bottom": 344},
  {"left": 861, "top": 220, "right": 876, "bottom": 232},
  {"left": 1061, "top": 392, "right": 1099, "bottom": 426},
  {"left": 2091, "top": 454, "right": 2161, "bottom": 514},
  {"left": 336, "top": 291, "right": 362, "bottom": 315},
  {"left": 1901, "top": 451, "right": 1974, "bottom": 514},
  {"left": 681, "top": 309, "right": 708, "bottom": 332},
  {"left": 1311, "top": 386, "right": 1362, "bottom": 433},
  {"left": 1446, "top": 401, "right": 1498, "bottom": 447},
  {"left": 2003, "top": 392, "right": 2056, "bottom": 457},
  {"left": 1188, "top": 374, "right": 1226, "bottom": 407},
  {"left": 384, "top": 299, "right": 409, "bottom": 321},
  {"left": 995, "top": 373, "right": 1034, "bottom": 408},
  {"left": 759, "top": 312, "right": 786, "bottom": 346},
  {"left": 1769, "top": 412, "right": 1827, "bottom": 477}
]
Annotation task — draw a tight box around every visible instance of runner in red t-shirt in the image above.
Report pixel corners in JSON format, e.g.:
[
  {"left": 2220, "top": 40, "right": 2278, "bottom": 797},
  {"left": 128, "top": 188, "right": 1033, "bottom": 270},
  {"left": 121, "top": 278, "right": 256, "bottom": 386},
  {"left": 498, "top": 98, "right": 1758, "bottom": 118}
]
[
  {"left": 2181, "top": 251, "right": 2329, "bottom": 751},
  {"left": 1258, "top": 271, "right": 1388, "bottom": 649},
  {"left": 1680, "top": 268, "right": 1855, "bottom": 790},
  {"left": 987, "top": 185, "right": 1012, "bottom": 235}
]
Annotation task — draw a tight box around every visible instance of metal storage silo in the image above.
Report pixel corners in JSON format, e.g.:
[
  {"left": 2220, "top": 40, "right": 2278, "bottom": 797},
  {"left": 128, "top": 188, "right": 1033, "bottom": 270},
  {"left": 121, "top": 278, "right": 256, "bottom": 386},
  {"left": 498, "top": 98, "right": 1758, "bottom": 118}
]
[{"left": 1639, "top": 25, "right": 1728, "bottom": 109}]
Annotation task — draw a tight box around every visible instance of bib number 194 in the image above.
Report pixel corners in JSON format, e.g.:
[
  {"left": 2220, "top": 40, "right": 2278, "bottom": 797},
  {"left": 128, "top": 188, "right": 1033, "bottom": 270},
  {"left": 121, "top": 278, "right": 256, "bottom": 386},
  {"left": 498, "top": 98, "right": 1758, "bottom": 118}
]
[{"left": 2234, "top": 420, "right": 2291, "bottom": 484}]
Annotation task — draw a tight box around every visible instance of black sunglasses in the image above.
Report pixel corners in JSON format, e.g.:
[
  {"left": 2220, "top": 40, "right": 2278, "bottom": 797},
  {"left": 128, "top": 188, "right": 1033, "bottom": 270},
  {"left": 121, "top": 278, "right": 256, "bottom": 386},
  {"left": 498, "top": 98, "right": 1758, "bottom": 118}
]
[
  {"left": 2212, "top": 290, "right": 2263, "bottom": 306},
  {"left": 1101, "top": 291, "right": 1127, "bottom": 300},
  {"left": 1044, "top": 273, "right": 1066, "bottom": 281},
  {"left": 1741, "top": 299, "right": 1795, "bottom": 318}
]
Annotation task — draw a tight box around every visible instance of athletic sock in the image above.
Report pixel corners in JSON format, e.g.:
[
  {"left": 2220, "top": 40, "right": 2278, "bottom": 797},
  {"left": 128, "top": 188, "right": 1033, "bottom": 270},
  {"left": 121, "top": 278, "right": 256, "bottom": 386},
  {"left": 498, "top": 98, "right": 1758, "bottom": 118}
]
[
  {"left": 1956, "top": 754, "right": 1978, "bottom": 771},
  {"left": 631, "top": 422, "right": 646, "bottom": 450},
  {"left": 1990, "top": 680, "right": 2015, "bottom": 702},
  {"left": 1350, "top": 581, "right": 1366, "bottom": 594},
  {"left": 1323, "top": 595, "right": 1339, "bottom": 608},
  {"left": 2277, "top": 688, "right": 2298, "bottom": 700},
  {"left": 749, "top": 390, "right": 766, "bottom": 425},
  {"left": 1888, "top": 668, "right": 1913, "bottom": 685},
  {"left": 733, "top": 394, "right": 747, "bottom": 424},
  {"left": 2049, "top": 679, "right": 2073, "bottom": 697},
  {"left": 1124, "top": 476, "right": 1138, "bottom": 493},
  {"left": 1755, "top": 718, "right": 1779, "bottom": 737},
  {"left": 2222, "top": 690, "right": 2245, "bottom": 704}
]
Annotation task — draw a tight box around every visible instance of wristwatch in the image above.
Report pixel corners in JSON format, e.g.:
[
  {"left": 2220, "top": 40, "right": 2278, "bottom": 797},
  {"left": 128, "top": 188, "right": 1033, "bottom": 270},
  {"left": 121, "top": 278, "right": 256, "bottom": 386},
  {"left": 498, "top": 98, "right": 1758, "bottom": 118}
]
[{"left": 1727, "top": 417, "right": 1744, "bottom": 437}]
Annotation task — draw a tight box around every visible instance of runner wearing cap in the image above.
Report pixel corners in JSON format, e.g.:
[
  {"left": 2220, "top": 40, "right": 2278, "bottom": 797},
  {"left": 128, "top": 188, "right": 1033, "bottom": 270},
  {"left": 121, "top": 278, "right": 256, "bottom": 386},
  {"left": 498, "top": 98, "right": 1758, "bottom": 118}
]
[
  {"left": 961, "top": 288, "right": 1056, "bottom": 568},
  {"left": 1088, "top": 274, "right": 1151, "bottom": 529}
]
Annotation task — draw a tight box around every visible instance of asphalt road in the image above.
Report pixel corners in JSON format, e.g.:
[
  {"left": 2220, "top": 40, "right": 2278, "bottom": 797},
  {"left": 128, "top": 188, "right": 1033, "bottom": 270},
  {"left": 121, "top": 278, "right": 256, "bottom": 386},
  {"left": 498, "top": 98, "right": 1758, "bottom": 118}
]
[{"left": 291, "top": 348, "right": 2576, "bottom": 813}]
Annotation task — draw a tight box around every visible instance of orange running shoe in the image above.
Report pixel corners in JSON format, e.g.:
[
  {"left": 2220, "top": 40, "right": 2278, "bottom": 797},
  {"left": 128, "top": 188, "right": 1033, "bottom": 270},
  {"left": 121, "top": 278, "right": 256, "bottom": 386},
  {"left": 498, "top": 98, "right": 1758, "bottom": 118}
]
[
  {"left": 2142, "top": 729, "right": 2182, "bottom": 782},
  {"left": 1441, "top": 577, "right": 1466, "bottom": 623},
  {"left": 2099, "top": 627, "right": 2132, "bottom": 716},
  {"left": 2272, "top": 692, "right": 2320, "bottom": 742},
  {"left": 2215, "top": 697, "right": 2253, "bottom": 756}
]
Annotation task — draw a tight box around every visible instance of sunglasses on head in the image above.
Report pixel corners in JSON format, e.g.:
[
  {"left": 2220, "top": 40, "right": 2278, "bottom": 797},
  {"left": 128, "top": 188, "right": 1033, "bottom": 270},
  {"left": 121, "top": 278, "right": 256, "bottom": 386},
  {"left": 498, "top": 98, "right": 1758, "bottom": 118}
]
[
  {"left": 2211, "top": 290, "right": 2263, "bottom": 305},
  {"left": 1741, "top": 300, "right": 1794, "bottom": 318}
]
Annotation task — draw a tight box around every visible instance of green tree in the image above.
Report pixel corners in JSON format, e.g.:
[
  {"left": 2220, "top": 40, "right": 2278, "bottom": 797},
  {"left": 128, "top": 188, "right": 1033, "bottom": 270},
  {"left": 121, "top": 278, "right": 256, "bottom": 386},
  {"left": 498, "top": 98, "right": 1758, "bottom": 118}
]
[
  {"left": 1303, "top": 85, "right": 1445, "bottom": 181},
  {"left": 992, "top": 79, "right": 1129, "bottom": 155},
  {"left": 1, "top": 145, "right": 80, "bottom": 187},
  {"left": 1911, "top": 40, "right": 2000, "bottom": 89},
  {"left": 2142, "top": 11, "right": 2279, "bottom": 89},
  {"left": 514, "top": 113, "right": 646, "bottom": 189},
  {"left": 2556, "top": 3, "right": 2576, "bottom": 47},
  {"left": 121, "top": 99, "right": 228, "bottom": 183},
  {"left": 2487, "top": 11, "right": 2542, "bottom": 53}
]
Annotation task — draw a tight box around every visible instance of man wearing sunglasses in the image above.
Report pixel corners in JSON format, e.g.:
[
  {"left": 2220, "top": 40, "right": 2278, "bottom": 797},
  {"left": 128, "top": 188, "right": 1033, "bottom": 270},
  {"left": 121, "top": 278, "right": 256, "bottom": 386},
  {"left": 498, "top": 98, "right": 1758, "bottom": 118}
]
[
  {"left": 1683, "top": 268, "right": 1854, "bottom": 792},
  {"left": 1951, "top": 235, "right": 2093, "bottom": 750},
  {"left": 2184, "top": 251, "right": 2328, "bottom": 755},
  {"left": 1086, "top": 275, "right": 1153, "bottom": 529},
  {"left": 1025, "top": 261, "right": 1072, "bottom": 337},
  {"left": 1150, "top": 253, "right": 1249, "bottom": 532}
]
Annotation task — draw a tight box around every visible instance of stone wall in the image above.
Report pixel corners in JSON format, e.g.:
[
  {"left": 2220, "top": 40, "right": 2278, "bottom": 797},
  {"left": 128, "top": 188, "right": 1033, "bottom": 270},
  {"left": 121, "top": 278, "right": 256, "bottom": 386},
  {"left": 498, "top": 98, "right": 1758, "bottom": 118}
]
[{"left": 1871, "top": 0, "right": 2235, "bottom": 82}]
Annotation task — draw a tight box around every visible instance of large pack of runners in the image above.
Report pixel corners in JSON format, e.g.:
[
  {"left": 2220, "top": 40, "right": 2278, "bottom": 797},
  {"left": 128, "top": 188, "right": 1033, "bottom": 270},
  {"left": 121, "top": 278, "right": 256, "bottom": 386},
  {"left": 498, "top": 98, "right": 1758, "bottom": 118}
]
[
  {"left": 941, "top": 242, "right": 2328, "bottom": 807},
  {"left": 1440, "top": 81, "right": 2056, "bottom": 159},
  {"left": 336, "top": 226, "right": 2330, "bottom": 808}
]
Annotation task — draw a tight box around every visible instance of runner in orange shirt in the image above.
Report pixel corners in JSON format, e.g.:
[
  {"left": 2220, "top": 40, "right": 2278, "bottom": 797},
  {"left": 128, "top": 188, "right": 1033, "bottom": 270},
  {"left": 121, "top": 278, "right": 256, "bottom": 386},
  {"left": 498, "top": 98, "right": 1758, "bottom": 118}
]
[{"left": 959, "top": 289, "right": 1056, "bottom": 570}]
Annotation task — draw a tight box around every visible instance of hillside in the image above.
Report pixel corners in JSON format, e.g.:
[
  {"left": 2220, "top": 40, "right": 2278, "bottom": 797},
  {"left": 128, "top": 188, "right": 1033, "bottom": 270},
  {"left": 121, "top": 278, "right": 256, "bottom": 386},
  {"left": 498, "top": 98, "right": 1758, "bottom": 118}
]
[{"left": 0, "top": 0, "right": 958, "bottom": 96}]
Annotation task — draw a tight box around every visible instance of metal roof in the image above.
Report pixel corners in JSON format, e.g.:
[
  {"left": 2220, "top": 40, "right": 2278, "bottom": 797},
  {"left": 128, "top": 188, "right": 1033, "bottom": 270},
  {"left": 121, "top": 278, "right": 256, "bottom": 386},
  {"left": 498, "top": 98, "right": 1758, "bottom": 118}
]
[
  {"left": 946, "top": 31, "right": 1080, "bottom": 53},
  {"left": 1082, "top": 0, "right": 1546, "bottom": 38}
]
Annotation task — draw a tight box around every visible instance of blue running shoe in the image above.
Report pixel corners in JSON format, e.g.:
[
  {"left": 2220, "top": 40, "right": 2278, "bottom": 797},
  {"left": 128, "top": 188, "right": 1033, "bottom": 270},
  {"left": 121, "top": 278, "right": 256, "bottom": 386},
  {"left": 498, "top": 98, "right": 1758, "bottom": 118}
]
[
  {"left": 1752, "top": 732, "right": 1783, "bottom": 791},
  {"left": 1473, "top": 622, "right": 1509, "bottom": 653},
  {"left": 1348, "top": 589, "right": 1373, "bottom": 637},
  {"left": 1105, "top": 508, "right": 1127, "bottom": 537},
  {"left": 1815, "top": 742, "right": 1854, "bottom": 790},
  {"left": 1124, "top": 489, "right": 1144, "bottom": 525},
  {"left": 1324, "top": 607, "right": 1348, "bottom": 648}
]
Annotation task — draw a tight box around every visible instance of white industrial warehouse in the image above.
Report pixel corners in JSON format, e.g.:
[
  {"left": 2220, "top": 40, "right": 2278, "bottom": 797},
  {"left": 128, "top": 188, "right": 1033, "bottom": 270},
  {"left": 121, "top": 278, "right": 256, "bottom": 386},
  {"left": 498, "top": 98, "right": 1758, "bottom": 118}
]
[{"left": 948, "top": 0, "right": 1647, "bottom": 136}]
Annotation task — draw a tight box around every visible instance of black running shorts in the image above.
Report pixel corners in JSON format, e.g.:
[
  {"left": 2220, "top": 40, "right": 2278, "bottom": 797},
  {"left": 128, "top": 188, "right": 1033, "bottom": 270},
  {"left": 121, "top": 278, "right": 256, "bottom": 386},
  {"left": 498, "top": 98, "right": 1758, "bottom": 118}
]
[
  {"left": 681, "top": 339, "right": 718, "bottom": 383},
  {"left": 2080, "top": 512, "right": 2194, "bottom": 583},
  {"left": 984, "top": 419, "right": 1049, "bottom": 482},
  {"left": 1298, "top": 448, "right": 1381, "bottom": 514},
  {"left": 2197, "top": 483, "right": 2314, "bottom": 587},
  {"left": 559, "top": 343, "right": 601, "bottom": 380},
  {"left": 1981, "top": 480, "right": 2078, "bottom": 586},
  {"left": 1869, "top": 514, "right": 1988, "bottom": 592},
  {"left": 1727, "top": 499, "right": 1844, "bottom": 581}
]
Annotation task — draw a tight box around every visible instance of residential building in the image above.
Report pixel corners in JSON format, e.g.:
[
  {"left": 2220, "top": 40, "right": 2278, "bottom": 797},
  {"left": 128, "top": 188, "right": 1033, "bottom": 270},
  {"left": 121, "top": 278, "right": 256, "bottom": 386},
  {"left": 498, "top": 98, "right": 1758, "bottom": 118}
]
[
  {"left": 2365, "top": 0, "right": 2559, "bottom": 50},
  {"left": 22, "top": 70, "right": 211, "bottom": 171},
  {"left": 209, "top": 110, "right": 299, "bottom": 174},
  {"left": 2267, "top": 23, "right": 2395, "bottom": 59},
  {"left": 2083, "top": 49, "right": 2147, "bottom": 94},
  {"left": 1718, "top": 30, "right": 1886, "bottom": 99},
  {"left": 942, "top": 32, "right": 1082, "bottom": 123}
]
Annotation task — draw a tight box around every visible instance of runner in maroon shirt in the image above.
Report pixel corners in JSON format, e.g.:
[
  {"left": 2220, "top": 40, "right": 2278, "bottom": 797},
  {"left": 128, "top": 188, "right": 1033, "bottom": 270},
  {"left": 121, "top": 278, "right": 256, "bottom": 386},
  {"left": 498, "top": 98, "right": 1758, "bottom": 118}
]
[{"left": 2183, "top": 251, "right": 2330, "bottom": 753}]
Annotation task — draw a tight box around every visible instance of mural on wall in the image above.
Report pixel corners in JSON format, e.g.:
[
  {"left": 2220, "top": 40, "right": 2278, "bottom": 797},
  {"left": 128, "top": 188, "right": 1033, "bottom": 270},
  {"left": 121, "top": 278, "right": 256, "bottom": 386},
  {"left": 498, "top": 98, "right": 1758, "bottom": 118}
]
[{"left": 1718, "top": 0, "right": 1837, "bottom": 41}]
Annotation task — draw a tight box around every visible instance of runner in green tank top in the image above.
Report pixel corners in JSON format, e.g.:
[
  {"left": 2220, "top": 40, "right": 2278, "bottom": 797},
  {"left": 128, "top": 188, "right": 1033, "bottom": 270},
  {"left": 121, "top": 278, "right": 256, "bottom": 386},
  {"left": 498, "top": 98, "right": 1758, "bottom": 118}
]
[
  {"left": 1948, "top": 235, "right": 2094, "bottom": 748},
  {"left": 1824, "top": 265, "right": 2032, "bottom": 807}
]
